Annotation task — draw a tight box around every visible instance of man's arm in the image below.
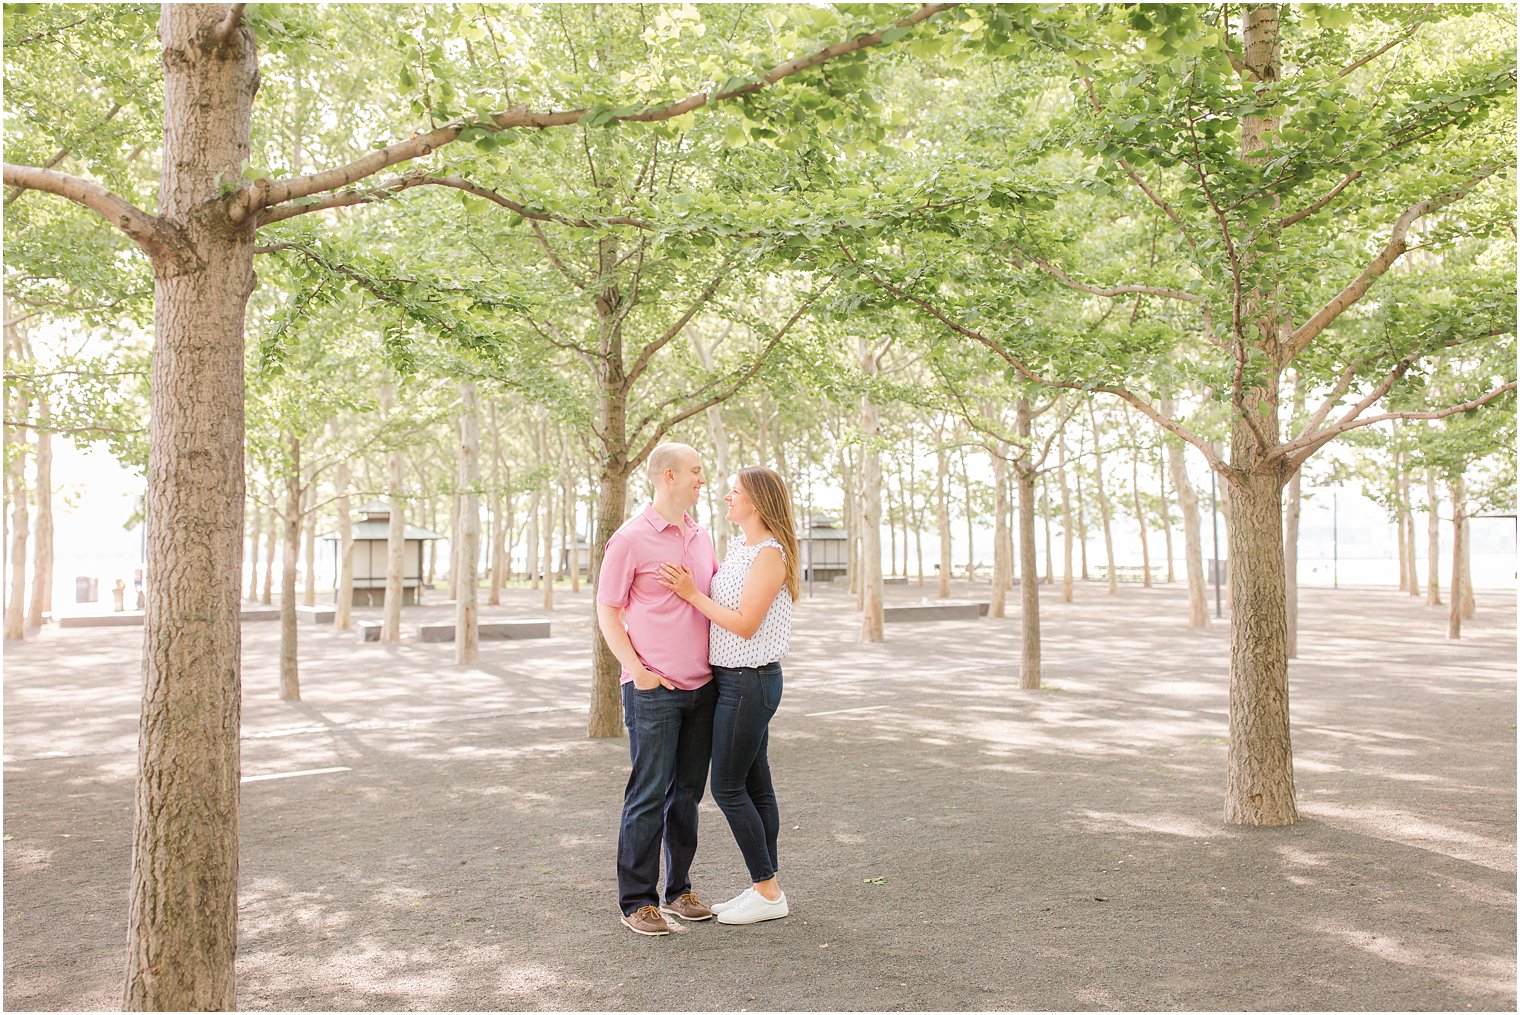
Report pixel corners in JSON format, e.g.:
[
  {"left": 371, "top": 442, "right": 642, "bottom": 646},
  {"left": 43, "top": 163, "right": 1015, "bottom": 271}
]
[{"left": 596, "top": 603, "right": 674, "bottom": 691}]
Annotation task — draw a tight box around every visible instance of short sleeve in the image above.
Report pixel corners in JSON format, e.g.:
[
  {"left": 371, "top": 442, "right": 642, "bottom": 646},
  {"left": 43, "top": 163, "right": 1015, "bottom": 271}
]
[{"left": 596, "top": 531, "right": 635, "bottom": 607}]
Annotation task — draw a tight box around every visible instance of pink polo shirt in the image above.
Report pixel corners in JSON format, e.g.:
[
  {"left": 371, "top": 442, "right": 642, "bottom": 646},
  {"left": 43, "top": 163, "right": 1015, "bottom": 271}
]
[{"left": 596, "top": 503, "right": 718, "bottom": 690}]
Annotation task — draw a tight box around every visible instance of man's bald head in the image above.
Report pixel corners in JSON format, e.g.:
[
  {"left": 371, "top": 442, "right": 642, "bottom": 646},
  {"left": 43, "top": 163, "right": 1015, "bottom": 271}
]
[{"left": 647, "top": 442, "right": 700, "bottom": 488}]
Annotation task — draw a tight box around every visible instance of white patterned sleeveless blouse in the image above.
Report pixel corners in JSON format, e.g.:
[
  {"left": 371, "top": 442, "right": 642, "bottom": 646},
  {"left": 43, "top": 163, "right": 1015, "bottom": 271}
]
[{"left": 708, "top": 533, "right": 793, "bottom": 668}]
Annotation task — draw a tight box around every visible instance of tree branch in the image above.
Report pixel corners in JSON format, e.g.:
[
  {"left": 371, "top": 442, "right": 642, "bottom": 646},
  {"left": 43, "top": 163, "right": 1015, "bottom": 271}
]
[
  {"left": 1277, "top": 170, "right": 1362, "bottom": 229},
  {"left": 1283, "top": 165, "right": 1501, "bottom": 362},
  {"left": 247, "top": 4, "right": 958, "bottom": 220},
  {"left": 1279, "top": 381, "right": 1516, "bottom": 471},
  {"left": 625, "top": 260, "right": 737, "bottom": 388},
  {"left": 1016, "top": 251, "right": 1200, "bottom": 302},
  {"left": 4, "top": 102, "right": 124, "bottom": 208},
  {"left": 2, "top": 163, "right": 175, "bottom": 261},
  {"left": 214, "top": 3, "right": 247, "bottom": 44},
  {"left": 1336, "top": 5, "right": 1433, "bottom": 77}
]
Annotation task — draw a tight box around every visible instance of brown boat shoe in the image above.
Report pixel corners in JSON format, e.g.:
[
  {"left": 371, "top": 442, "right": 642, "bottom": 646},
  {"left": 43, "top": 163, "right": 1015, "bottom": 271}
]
[
  {"left": 659, "top": 892, "right": 715, "bottom": 921},
  {"left": 621, "top": 905, "right": 672, "bottom": 936}
]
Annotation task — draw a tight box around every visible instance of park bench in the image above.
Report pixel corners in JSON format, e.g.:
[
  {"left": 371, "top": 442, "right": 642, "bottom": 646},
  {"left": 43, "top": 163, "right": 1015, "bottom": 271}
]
[
  {"left": 356, "top": 620, "right": 382, "bottom": 642},
  {"left": 58, "top": 605, "right": 282, "bottom": 628},
  {"left": 882, "top": 600, "right": 984, "bottom": 623},
  {"left": 417, "top": 619, "right": 551, "bottom": 642},
  {"left": 295, "top": 605, "right": 335, "bottom": 624}
]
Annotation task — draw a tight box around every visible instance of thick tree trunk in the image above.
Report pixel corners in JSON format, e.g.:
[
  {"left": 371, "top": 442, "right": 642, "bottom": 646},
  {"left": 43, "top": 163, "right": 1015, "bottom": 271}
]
[
  {"left": 279, "top": 436, "right": 301, "bottom": 701},
  {"left": 1224, "top": 465, "right": 1297, "bottom": 825},
  {"left": 1447, "top": 475, "right": 1465, "bottom": 639},
  {"left": 589, "top": 464, "right": 631, "bottom": 739},
  {"left": 27, "top": 393, "right": 53, "bottom": 629},
  {"left": 334, "top": 457, "right": 353, "bottom": 630},
  {"left": 1058, "top": 424, "right": 1074, "bottom": 604},
  {"left": 1089, "top": 408, "right": 1118, "bottom": 594},
  {"left": 1016, "top": 399, "right": 1040, "bottom": 689},
  {"left": 936, "top": 446, "right": 951, "bottom": 598},
  {"left": 1425, "top": 468, "right": 1442, "bottom": 605},
  {"left": 125, "top": 7, "right": 256, "bottom": 1007},
  {"left": 990, "top": 450, "right": 1009, "bottom": 618},
  {"left": 456, "top": 381, "right": 480, "bottom": 664}
]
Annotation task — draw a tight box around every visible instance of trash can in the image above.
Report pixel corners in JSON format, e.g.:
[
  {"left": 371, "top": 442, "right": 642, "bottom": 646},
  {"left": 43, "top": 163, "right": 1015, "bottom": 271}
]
[{"left": 75, "top": 576, "right": 99, "bottom": 603}]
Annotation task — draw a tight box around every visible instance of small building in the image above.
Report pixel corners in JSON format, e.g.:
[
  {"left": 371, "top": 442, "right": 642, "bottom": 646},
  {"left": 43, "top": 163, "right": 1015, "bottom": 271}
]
[
  {"left": 321, "top": 501, "right": 444, "bottom": 607},
  {"left": 802, "top": 514, "right": 849, "bottom": 582}
]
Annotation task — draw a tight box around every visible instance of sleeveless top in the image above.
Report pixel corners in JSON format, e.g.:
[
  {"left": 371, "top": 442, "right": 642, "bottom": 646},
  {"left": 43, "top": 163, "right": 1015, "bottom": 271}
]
[{"left": 708, "top": 533, "right": 793, "bottom": 668}]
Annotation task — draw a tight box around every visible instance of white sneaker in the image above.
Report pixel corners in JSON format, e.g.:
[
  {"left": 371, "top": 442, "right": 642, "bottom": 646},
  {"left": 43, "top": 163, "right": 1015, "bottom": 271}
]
[
  {"left": 716, "top": 889, "right": 789, "bottom": 925},
  {"left": 709, "top": 888, "right": 754, "bottom": 915}
]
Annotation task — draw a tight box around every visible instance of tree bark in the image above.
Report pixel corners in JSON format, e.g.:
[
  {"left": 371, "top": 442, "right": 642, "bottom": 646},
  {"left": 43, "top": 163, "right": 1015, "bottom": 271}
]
[
  {"left": 1162, "top": 399, "right": 1208, "bottom": 629},
  {"left": 456, "top": 380, "right": 480, "bottom": 664},
  {"left": 4, "top": 362, "right": 30, "bottom": 642},
  {"left": 1425, "top": 467, "right": 1442, "bottom": 605},
  {"left": 261, "top": 506, "right": 275, "bottom": 605},
  {"left": 1447, "top": 475, "right": 1465, "bottom": 639},
  {"left": 858, "top": 340, "right": 884, "bottom": 642},
  {"left": 382, "top": 388, "right": 405, "bottom": 643},
  {"left": 936, "top": 444, "right": 951, "bottom": 598},
  {"left": 1058, "top": 422, "right": 1074, "bottom": 604},
  {"left": 589, "top": 464, "right": 631, "bottom": 738},
  {"left": 125, "top": 7, "right": 256, "bottom": 1007},
  {"left": 1089, "top": 406, "right": 1118, "bottom": 594},
  {"left": 990, "top": 448, "right": 1009, "bottom": 618},
  {"left": 1015, "top": 398, "right": 1040, "bottom": 689},
  {"left": 334, "top": 456, "right": 353, "bottom": 630},
  {"left": 26, "top": 392, "right": 53, "bottom": 629},
  {"left": 246, "top": 497, "right": 261, "bottom": 601},
  {"left": 279, "top": 434, "right": 301, "bottom": 701}
]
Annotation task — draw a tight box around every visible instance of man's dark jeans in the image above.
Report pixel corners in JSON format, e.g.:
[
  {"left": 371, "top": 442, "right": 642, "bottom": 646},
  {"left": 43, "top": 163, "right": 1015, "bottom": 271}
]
[
  {"left": 710, "top": 662, "right": 783, "bottom": 884},
  {"left": 617, "top": 680, "right": 717, "bottom": 916}
]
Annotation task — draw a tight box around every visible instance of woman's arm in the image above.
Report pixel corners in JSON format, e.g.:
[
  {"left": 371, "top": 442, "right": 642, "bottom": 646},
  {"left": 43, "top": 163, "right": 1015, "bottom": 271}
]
[{"left": 657, "top": 547, "right": 785, "bottom": 639}]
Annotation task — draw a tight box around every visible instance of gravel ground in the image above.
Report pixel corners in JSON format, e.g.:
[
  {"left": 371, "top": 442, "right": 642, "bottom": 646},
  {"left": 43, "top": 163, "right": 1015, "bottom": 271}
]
[{"left": 3, "top": 580, "right": 1514, "bottom": 1011}]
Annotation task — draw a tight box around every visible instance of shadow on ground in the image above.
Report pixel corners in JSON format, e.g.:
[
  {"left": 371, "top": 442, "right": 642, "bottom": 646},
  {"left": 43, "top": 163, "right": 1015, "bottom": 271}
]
[{"left": 4, "top": 582, "right": 1515, "bottom": 1010}]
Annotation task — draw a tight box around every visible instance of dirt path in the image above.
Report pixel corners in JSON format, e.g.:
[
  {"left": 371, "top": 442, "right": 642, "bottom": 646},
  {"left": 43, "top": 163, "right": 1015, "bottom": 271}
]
[{"left": 4, "top": 581, "right": 1514, "bottom": 1011}]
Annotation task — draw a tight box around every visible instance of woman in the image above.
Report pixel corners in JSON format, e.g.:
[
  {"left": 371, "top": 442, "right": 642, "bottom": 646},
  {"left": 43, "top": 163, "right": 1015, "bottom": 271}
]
[{"left": 657, "top": 465, "right": 799, "bottom": 926}]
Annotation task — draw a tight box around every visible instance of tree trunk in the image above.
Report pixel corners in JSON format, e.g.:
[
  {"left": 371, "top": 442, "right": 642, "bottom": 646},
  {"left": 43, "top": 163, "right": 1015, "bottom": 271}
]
[
  {"left": 1158, "top": 446, "right": 1174, "bottom": 584},
  {"left": 1128, "top": 419, "right": 1151, "bottom": 588},
  {"left": 26, "top": 392, "right": 53, "bottom": 629},
  {"left": 1163, "top": 407, "right": 1208, "bottom": 630},
  {"left": 334, "top": 457, "right": 353, "bottom": 630},
  {"left": 1041, "top": 479, "right": 1054, "bottom": 585},
  {"left": 456, "top": 380, "right": 480, "bottom": 664},
  {"left": 990, "top": 449, "right": 1009, "bottom": 618},
  {"left": 1058, "top": 423, "right": 1074, "bottom": 604},
  {"left": 382, "top": 397, "right": 405, "bottom": 644},
  {"left": 1015, "top": 399, "right": 1040, "bottom": 689},
  {"left": 1447, "top": 475, "right": 1465, "bottom": 639},
  {"left": 1075, "top": 449, "right": 1090, "bottom": 580},
  {"left": 261, "top": 506, "right": 275, "bottom": 604},
  {"left": 1089, "top": 407, "right": 1118, "bottom": 594},
  {"left": 5, "top": 378, "right": 30, "bottom": 642},
  {"left": 858, "top": 341, "right": 884, "bottom": 641},
  {"left": 589, "top": 465, "right": 631, "bottom": 739},
  {"left": 246, "top": 498, "right": 261, "bottom": 601},
  {"left": 1460, "top": 514, "right": 1475, "bottom": 619},
  {"left": 125, "top": 8, "right": 256, "bottom": 1007},
  {"left": 279, "top": 436, "right": 301, "bottom": 701},
  {"left": 1283, "top": 457, "right": 1302, "bottom": 659},
  {"left": 936, "top": 445, "right": 951, "bottom": 598},
  {"left": 1406, "top": 491, "right": 1420, "bottom": 598},
  {"left": 1425, "top": 467, "right": 1442, "bottom": 605},
  {"left": 960, "top": 448, "right": 975, "bottom": 580}
]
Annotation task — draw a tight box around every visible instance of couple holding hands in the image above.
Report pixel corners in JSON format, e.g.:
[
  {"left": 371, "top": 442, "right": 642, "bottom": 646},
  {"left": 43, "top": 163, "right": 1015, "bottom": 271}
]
[{"left": 596, "top": 442, "right": 799, "bottom": 937}]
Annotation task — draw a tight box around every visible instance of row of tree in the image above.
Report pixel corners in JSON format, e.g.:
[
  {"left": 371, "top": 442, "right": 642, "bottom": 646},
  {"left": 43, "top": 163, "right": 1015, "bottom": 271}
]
[{"left": 3, "top": 4, "right": 1513, "bottom": 1008}]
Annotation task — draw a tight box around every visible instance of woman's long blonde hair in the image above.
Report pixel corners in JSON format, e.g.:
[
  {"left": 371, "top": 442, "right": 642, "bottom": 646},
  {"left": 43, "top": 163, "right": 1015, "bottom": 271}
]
[{"left": 738, "top": 465, "right": 801, "bottom": 602}]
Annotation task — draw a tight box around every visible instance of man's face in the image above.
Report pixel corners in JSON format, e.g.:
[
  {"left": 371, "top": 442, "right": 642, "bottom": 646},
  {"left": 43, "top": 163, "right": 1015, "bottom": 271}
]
[{"left": 669, "top": 451, "right": 705, "bottom": 512}]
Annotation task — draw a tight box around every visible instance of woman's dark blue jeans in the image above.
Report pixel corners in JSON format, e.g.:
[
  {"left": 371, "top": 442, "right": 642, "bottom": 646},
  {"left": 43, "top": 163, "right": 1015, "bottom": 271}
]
[{"left": 710, "top": 662, "right": 783, "bottom": 883}]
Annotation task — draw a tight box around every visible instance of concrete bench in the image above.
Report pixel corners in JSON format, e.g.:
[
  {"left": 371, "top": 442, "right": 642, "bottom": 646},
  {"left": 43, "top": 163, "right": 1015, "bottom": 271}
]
[
  {"left": 357, "top": 620, "right": 382, "bottom": 642},
  {"left": 240, "top": 607, "right": 280, "bottom": 622},
  {"left": 883, "top": 601, "right": 984, "bottom": 623},
  {"left": 418, "top": 619, "right": 551, "bottom": 642},
  {"left": 883, "top": 576, "right": 908, "bottom": 585},
  {"left": 295, "top": 605, "right": 335, "bottom": 624},
  {"left": 59, "top": 606, "right": 284, "bottom": 628}
]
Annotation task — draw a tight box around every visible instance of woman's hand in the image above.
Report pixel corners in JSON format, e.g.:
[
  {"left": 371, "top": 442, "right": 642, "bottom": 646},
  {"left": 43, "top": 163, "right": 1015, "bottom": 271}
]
[{"left": 656, "top": 562, "right": 697, "bottom": 601}]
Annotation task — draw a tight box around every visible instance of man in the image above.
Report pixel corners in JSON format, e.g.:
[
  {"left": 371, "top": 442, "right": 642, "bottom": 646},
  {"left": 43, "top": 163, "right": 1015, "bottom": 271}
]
[{"left": 596, "top": 442, "right": 720, "bottom": 936}]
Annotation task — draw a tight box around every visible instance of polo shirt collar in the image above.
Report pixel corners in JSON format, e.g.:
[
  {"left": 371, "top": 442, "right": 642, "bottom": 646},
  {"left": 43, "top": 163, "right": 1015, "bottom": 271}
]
[{"left": 640, "top": 502, "right": 693, "bottom": 533}]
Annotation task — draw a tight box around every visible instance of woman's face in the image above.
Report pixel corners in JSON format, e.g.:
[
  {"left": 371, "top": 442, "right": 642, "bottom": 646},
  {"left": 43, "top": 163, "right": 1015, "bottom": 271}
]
[{"left": 723, "top": 478, "right": 756, "bottom": 524}]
